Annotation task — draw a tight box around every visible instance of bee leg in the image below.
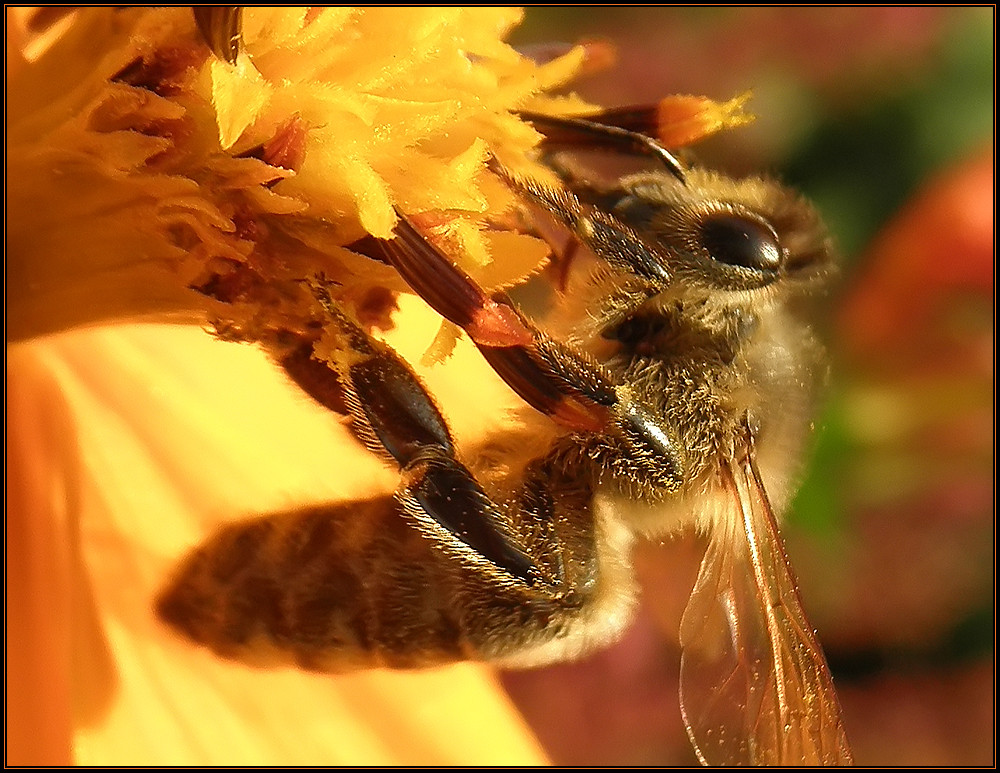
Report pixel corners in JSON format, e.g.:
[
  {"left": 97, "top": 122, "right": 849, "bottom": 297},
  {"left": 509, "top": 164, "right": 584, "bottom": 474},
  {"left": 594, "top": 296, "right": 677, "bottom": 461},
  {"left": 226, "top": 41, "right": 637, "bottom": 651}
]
[
  {"left": 489, "top": 168, "right": 676, "bottom": 286},
  {"left": 377, "top": 213, "right": 618, "bottom": 433},
  {"left": 295, "top": 282, "right": 547, "bottom": 587},
  {"left": 377, "top": 214, "right": 686, "bottom": 491},
  {"left": 159, "top": 309, "right": 625, "bottom": 666}
]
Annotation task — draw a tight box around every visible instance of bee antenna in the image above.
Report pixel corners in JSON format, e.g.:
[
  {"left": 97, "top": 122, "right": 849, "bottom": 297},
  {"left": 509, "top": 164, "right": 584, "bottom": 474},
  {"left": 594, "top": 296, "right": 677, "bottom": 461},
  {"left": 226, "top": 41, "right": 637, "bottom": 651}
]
[{"left": 517, "top": 111, "right": 686, "bottom": 185}]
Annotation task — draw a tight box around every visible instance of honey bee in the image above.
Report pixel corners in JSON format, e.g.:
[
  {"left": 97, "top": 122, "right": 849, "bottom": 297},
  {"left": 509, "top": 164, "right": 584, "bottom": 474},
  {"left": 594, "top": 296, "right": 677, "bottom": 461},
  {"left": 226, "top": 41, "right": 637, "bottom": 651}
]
[{"left": 161, "top": 10, "right": 853, "bottom": 766}]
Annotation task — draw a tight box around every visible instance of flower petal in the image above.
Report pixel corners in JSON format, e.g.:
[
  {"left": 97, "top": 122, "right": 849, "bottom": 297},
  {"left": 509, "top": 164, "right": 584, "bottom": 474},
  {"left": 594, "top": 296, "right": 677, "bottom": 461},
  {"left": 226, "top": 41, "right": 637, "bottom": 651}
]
[{"left": 7, "top": 322, "right": 547, "bottom": 765}]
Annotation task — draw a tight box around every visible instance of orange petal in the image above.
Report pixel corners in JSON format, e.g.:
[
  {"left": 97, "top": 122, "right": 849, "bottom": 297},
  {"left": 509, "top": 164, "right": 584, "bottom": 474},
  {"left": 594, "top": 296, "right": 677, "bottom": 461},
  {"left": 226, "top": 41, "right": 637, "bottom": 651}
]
[{"left": 6, "top": 323, "right": 547, "bottom": 765}]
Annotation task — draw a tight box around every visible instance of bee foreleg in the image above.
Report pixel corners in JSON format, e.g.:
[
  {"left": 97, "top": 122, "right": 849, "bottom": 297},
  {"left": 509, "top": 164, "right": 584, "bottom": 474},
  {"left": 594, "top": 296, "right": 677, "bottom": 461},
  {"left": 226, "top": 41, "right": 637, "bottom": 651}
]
[
  {"left": 377, "top": 214, "right": 686, "bottom": 492},
  {"left": 484, "top": 170, "right": 674, "bottom": 285},
  {"left": 379, "top": 214, "right": 623, "bottom": 432}
]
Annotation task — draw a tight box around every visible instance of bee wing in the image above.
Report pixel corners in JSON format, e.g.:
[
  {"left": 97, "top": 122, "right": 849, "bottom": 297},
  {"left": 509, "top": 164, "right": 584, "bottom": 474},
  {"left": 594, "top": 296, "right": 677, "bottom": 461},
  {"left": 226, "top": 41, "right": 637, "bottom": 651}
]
[{"left": 679, "top": 453, "right": 853, "bottom": 766}]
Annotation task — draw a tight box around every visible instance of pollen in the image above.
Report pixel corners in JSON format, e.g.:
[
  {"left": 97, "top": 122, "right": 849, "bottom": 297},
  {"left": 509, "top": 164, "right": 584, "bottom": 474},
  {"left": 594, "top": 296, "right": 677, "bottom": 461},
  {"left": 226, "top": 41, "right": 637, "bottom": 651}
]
[{"left": 6, "top": 7, "right": 593, "bottom": 344}]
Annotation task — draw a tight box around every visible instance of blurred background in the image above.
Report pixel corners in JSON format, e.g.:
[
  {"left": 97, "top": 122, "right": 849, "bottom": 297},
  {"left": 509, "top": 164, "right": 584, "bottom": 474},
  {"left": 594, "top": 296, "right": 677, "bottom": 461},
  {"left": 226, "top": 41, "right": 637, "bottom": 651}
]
[{"left": 502, "top": 7, "right": 994, "bottom": 766}]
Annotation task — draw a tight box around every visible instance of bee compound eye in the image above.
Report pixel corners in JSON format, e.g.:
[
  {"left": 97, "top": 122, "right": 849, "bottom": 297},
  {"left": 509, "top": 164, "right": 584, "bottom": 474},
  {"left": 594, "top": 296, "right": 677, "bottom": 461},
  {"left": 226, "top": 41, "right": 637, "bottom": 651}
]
[{"left": 698, "top": 213, "right": 782, "bottom": 272}]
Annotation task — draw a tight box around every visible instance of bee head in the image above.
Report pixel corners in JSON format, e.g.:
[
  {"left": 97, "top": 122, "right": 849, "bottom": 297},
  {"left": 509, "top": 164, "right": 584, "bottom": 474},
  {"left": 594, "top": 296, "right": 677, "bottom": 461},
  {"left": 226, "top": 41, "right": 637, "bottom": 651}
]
[{"left": 610, "top": 167, "right": 834, "bottom": 294}]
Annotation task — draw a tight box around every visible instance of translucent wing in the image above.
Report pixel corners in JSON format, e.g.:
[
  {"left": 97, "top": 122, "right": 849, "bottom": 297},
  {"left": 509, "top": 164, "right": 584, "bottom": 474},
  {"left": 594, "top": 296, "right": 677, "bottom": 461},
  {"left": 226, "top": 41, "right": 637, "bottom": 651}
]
[{"left": 679, "top": 451, "right": 853, "bottom": 766}]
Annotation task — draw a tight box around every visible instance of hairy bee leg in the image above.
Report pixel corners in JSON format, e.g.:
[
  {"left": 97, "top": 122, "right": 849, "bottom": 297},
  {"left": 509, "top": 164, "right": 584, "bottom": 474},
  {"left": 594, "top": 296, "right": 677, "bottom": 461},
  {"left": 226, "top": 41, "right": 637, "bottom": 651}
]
[
  {"left": 484, "top": 167, "right": 674, "bottom": 286},
  {"left": 380, "top": 215, "right": 618, "bottom": 433},
  {"left": 380, "top": 213, "right": 686, "bottom": 488},
  {"left": 160, "top": 334, "right": 616, "bottom": 668},
  {"left": 296, "top": 287, "right": 545, "bottom": 586}
]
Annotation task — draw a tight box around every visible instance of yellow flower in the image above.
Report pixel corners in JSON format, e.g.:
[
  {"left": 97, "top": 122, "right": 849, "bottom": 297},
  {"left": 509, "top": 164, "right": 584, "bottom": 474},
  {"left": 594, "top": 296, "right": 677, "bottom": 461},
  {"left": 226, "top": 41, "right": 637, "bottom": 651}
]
[
  {"left": 6, "top": 6, "right": 583, "bottom": 342},
  {"left": 6, "top": 6, "right": 584, "bottom": 764}
]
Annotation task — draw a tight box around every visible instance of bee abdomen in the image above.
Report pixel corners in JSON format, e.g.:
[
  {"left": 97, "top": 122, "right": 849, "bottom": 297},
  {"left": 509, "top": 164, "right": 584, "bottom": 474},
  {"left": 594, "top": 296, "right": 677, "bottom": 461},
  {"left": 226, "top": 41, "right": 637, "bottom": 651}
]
[{"left": 156, "top": 497, "right": 474, "bottom": 671}]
